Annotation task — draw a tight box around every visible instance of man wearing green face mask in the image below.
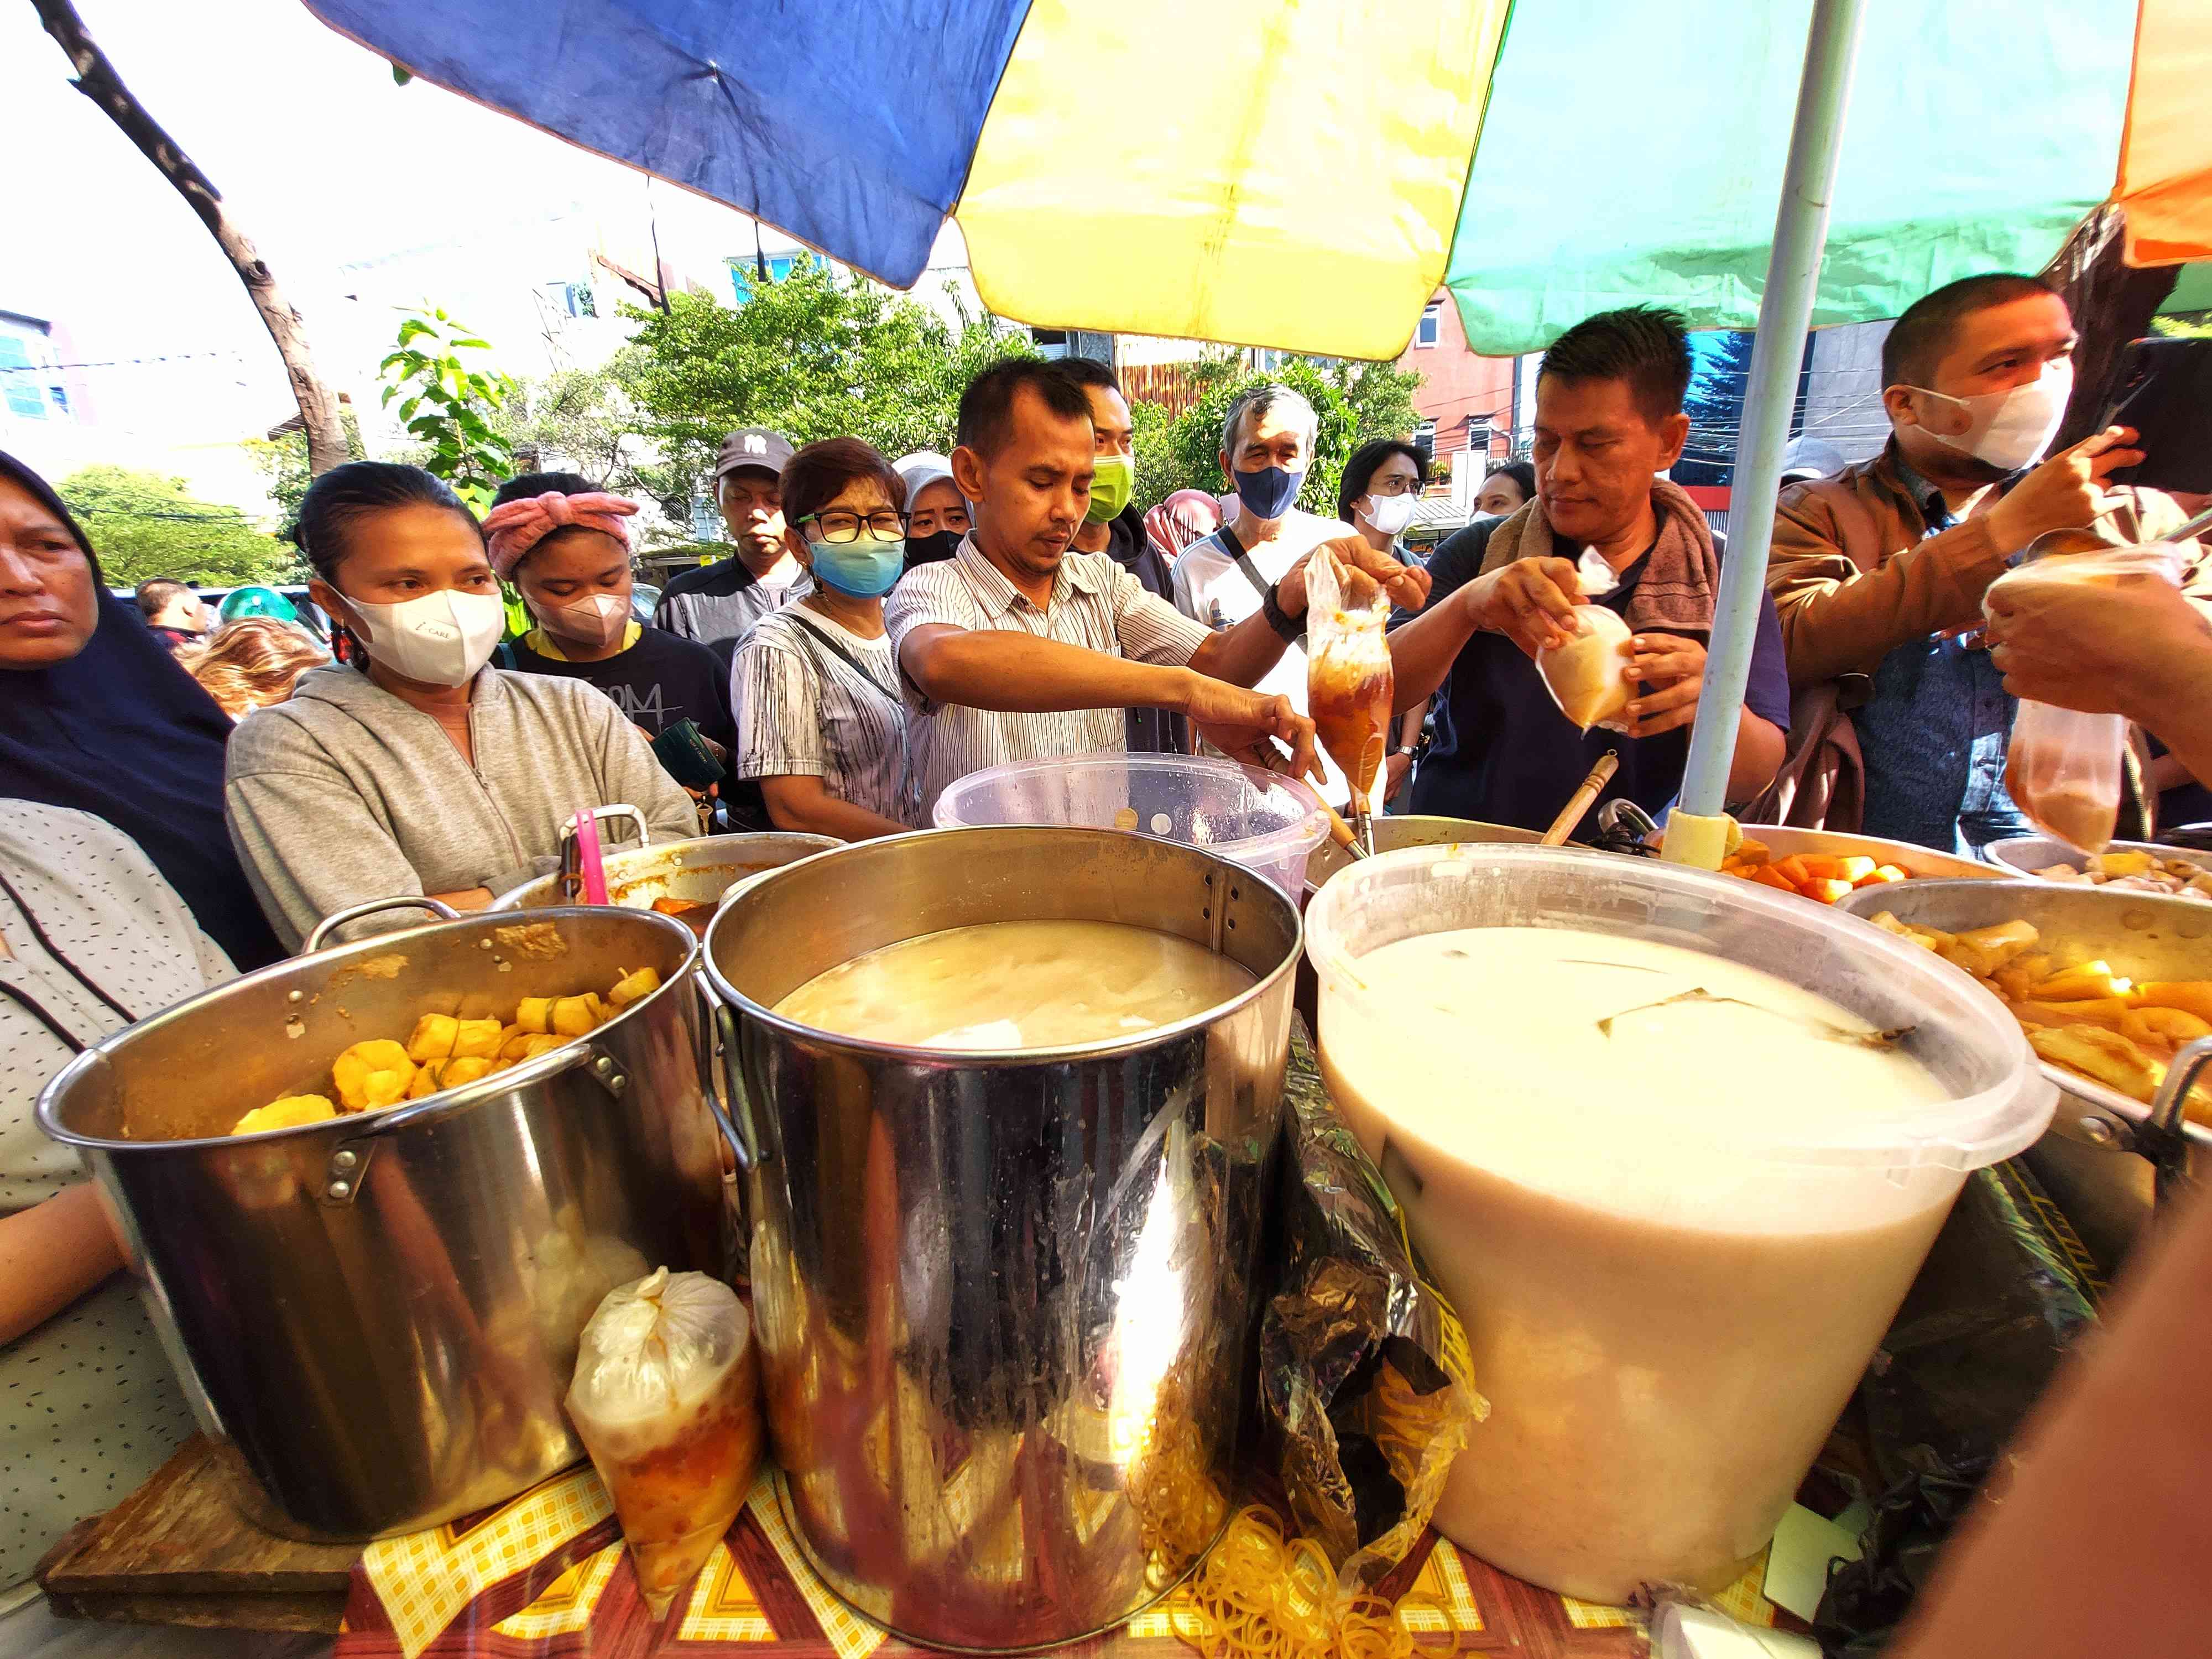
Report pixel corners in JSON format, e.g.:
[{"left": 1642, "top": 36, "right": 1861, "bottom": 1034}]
[{"left": 1057, "top": 356, "right": 1185, "bottom": 755}]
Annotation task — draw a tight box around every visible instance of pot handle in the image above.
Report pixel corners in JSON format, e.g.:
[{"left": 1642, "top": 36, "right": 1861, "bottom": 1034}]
[
  {"left": 695, "top": 980, "right": 763, "bottom": 1173},
  {"left": 2142, "top": 1034, "right": 2210, "bottom": 1208},
  {"left": 303, "top": 895, "right": 462, "bottom": 955},
  {"left": 564, "top": 804, "right": 651, "bottom": 854}
]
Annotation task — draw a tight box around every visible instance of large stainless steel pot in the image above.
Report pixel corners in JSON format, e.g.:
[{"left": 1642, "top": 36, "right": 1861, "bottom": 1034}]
[
  {"left": 1835, "top": 879, "right": 2212, "bottom": 1275},
  {"left": 37, "top": 901, "right": 723, "bottom": 1542},
  {"left": 703, "top": 827, "right": 1300, "bottom": 1651},
  {"left": 489, "top": 825, "right": 839, "bottom": 914}
]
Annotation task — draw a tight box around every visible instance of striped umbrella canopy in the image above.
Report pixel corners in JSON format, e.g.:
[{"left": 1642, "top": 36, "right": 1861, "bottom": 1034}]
[
  {"left": 300, "top": 0, "right": 2207, "bottom": 359},
  {"left": 300, "top": 0, "right": 2212, "bottom": 859}
]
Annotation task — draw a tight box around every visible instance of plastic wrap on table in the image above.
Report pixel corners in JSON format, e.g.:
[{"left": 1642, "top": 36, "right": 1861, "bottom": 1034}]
[
  {"left": 1812, "top": 1159, "right": 2099, "bottom": 1654},
  {"left": 566, "top": 1268, "right": 764, "bottom": 1619},
  {"left": 1259, "top": 1026, "right": 1484, "bottom": 1589}
]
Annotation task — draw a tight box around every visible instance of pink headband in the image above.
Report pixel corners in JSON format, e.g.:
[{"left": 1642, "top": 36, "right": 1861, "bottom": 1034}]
[{"left": 482, "top": 491, "right": 639, "bottom": 580}]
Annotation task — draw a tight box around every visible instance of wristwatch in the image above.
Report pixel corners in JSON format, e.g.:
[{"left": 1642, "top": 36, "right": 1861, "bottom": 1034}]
[{"left": 1261, "top": 579, "right": 1306, "bottom": 644}]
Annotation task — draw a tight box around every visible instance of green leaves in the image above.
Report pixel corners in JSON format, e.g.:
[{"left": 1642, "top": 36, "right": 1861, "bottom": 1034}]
[
  {"left": 377, "top": 306, "right": 516, "bottom": 508},
  {"left": 622, "top": 255, "right": 1037, "bottom": 504},
  {"left": 59, "top": 465, "right": 297, "bottom": 586}
]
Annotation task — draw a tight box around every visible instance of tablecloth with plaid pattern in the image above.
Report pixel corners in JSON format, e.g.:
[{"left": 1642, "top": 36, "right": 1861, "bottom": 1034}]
[{"left": 331, "top": 1462, "right": 1792, "bottom": 1659}]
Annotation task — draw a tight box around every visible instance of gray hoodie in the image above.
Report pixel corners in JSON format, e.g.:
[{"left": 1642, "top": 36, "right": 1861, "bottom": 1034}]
[{"left": 227, "top": 665, "right": 697, "bottom": 949}]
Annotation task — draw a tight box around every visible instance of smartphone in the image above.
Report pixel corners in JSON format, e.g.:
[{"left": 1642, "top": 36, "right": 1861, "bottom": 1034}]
[{"left": 2096, "top": 336, "right": 2212, "bottom": 495}]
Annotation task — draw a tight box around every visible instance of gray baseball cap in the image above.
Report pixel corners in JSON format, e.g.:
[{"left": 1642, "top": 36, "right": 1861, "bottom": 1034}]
[{"left": 714, "top": 426, "right": 796, "bottom": 482}]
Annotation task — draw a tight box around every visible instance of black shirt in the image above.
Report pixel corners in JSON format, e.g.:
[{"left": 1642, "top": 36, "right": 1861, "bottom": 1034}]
[
  {"left": 1404, "top": 517, "right": 1793, "bottom": 838},
  {"left": 1101, "top": 504, "right": 1190, "bottom": 757},
  {"left": 503, "top": 624, "right": 736, "bottom": 753}
]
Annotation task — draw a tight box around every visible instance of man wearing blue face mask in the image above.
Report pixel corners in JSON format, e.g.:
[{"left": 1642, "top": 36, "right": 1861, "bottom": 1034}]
[
  {"left": 1767, "top": 273, "right": 2208, "bottom": 852},
  {"left": 1171, "top": 384, "right": 1364, "bottom": 802}
]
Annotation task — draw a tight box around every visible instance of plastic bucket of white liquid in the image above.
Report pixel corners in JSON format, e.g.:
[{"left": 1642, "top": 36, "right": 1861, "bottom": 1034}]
[
  {"left": 933, "top": 752, "right": 1329, "bottom": 898},
  {"left": 1303, "top": 845, "right": 2054, "bottom": 1604}
]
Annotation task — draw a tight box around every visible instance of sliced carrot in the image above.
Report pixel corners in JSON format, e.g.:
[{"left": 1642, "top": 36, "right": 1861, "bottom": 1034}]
[
  {"left": 1772, "top": 855, "right": 1813, "bottom": 885},
  {"left": 1748, "top": 866, "right": 1798, "bottom": 894}
]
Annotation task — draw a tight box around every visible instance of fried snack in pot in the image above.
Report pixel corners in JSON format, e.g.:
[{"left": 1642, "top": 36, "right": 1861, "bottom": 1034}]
[{"left": 566, "top": 1268, "right": 763, "bottom": 1619}]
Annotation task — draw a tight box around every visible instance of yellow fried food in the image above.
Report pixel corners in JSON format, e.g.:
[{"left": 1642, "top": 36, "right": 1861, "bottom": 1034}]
[
  {"left": 406, "top": 1014, "right": 459, "bottom": 1062},
  {"left": 607, "top": 967, "right": 660, "bottom": 1008},
  {"left": 2137, "top": 981, "right": 2212, "bottom": 1024},
  {"left": 551, "top": 993, "right": 604, "bottom": 1037},
  {"left": 515, "top": 997, "right": 553, "bottom": 1035},
  {"left": 332, "top": 1040, "right": 416, "bottom": 1110},
  {"left": 509, "top": 1034, "right": 564, "bottom": 1065},
  {"left": 406, "top": 1060, "right": 448, "bottom": 1100},
  {"left": 450, "top": 1017, "right": 504, "bottom": 1060},
  {"left": 230, "top": 1095, "right": 338, "bottom": 1136},
  {"left": 2029, "top": 1026, "right": 2162, "bottom": 1100},
  {"left": 443, "top": 1055, "right": 496, "bottom": 1088},
  {"left": 2031, "top": 962, "right": 2132, "bottom": 1001},
  {"left": 2122, "top": 1006, "right": 2212, "bottom": 1046},
  {"left": 1936, "top": 921, "right": 2041, "bottom": 977}
]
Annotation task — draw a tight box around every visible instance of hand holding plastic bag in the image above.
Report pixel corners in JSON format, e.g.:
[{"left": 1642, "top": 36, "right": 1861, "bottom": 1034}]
[
  {"left": 1306, "top": 547, "right": 1395, "bottom": 807},
  {"left": 1535, "top": 550, "right": 1632, "bottom": 733},
  {"left": 567, "top": 1269, "right": 763, "bottom": 1618},
  {"left": 1985, "top": 544, "right": 2189, "bottom": 853}
]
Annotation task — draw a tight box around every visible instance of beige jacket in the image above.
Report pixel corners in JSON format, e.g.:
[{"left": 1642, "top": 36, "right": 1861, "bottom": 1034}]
[{"left": 1766, "top": 442, "right": 2208, "bottom": 688}]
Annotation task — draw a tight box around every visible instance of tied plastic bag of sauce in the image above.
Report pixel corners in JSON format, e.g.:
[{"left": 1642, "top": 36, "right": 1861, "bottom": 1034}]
[
  {"left": 1535, "top": 550, "right": 1633, "bottom": 733},
  {"left": 1306, "top": 549, "right": 1395, "bottom": 806},
  {"left": 1986, "top": 542, "right": 2190, "bottom": 853},
  {"left": 567, "top": 1268, "right": 763, "bottom": 1618}
]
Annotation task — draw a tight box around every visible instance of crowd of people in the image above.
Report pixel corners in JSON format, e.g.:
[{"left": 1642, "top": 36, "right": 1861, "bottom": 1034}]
[{"left": 3, "top": 275, "right": 2212, "bottom": 1647}]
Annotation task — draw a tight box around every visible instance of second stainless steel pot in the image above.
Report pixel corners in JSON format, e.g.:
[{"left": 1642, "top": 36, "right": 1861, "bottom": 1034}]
[{"left": 705, "top": 827, "right": 1300, "bottom": 1652}]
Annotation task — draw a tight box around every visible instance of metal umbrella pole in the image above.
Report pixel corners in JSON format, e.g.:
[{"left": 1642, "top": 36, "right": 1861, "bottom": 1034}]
[{"left": 1662, "top": 0, "right": 1869, "bottom": 870}]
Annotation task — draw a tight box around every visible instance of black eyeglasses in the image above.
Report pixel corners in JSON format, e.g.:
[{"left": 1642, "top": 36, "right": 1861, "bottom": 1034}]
[
  {"left": 800, "top": 510, "right": 905, "bottom": 544},
  {"left": 1369, "top": 477, "right": 1425, "bottom": 497}
]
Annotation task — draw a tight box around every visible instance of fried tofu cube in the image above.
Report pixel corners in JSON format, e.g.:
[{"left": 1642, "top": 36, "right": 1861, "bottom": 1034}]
[
  {"left": 406, "top": 1014, "right": 459, "bottom": 1063},
  {"left": 1940, "top": 921, "right": 2042, "bottom": 977},
  {"left": 442, "top": 1055, "right": 496, "bottom": 1088},
  {"left": 331, "top": 1040, "right": 416, "bottom": 1111},
  {"left": 607, "top": 967, "right": 661, "bottom": 1008},
  {"left": 450, "top": 1018, "right": 503, "bottom": 1060},
  {"left": 550, "top": 993, "right": 603, "bottom": 1037},
  {"left": 230, "top": 1094, "right": 338, "bottom": 1136},
  {"left": 515, "top": 997, "right": 553, "bottom": 1035}
]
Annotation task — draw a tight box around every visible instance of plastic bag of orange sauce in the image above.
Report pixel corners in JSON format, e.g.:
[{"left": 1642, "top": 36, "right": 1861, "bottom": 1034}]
[
  {"left": 567, "top": 1269, "right": 762, "bottom": 1618},
  {"left": 1987, "top": 541, "right": 2191, "bottom": 853},
  {"left": 1306, "top": 548, "right": 1395, "bottom": 808}
]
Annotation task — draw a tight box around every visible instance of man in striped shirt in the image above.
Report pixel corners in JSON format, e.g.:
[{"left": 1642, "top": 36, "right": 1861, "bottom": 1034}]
[{"left": 887, "top": 361, "right": 1429, "bottom": 816}]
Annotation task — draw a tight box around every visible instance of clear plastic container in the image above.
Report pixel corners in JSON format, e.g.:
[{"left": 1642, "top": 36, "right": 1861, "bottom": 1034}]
[
  {"left": 1305, "top": 845, "right": 2055, "bottom": 1603},
  {"left": 933, "top": 753, "right": 1330, "bottom": 898}
]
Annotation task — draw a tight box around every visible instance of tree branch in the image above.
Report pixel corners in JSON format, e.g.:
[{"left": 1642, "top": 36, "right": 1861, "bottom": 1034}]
[{"left": 31, "top": 0, "right": 351, "bottom": 475}]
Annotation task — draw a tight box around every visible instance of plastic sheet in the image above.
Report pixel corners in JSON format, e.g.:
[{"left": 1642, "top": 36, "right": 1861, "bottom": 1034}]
[
  {"left": 1258, "top": 1030, "right": 1484, "bottom": 1588},
  {"left": 1812, "top": 1159, "right": 2099, "bottom": 1655}
]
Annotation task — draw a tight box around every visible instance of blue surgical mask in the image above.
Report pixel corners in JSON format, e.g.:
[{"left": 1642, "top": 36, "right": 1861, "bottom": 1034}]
[
  {"left": 1233, "top": 463, "right": 1306, "bottom": 520},
  {"left": 810, "top": 528, "right": 905, "bottom": 598}
]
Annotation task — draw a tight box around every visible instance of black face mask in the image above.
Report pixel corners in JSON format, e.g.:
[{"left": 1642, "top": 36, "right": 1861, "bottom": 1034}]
[{"left": 904, "top": 530, "right": 962, "bottom": 570}]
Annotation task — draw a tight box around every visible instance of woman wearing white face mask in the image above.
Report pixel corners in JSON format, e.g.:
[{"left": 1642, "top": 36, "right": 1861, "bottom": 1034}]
[
  {"left": 224, "top": 463, "right": 696, "bottom": 949},
  {"left": 1340, "top": 440, "right": 1432, "bottom": 807},
  {"left": 490, "top": 472, "right": 739, "bottom": 799},
  {"left": 1338, "top": 438, "right": 1431, "bottom": 559},
  {"left": 730, "top": 439, "right": 919, "bottom": 839}
]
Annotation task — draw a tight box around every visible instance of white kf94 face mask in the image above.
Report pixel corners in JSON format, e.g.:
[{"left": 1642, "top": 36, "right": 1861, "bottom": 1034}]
[
  {"left": 1361, "top": 492, "right": 1419, "bottom": 537},
  {"left": 1905, "top": 357, "right": 2074, "bottom": 472},
  {"left": 343, "top": 588, "right": 508, "bottom": 686}
]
